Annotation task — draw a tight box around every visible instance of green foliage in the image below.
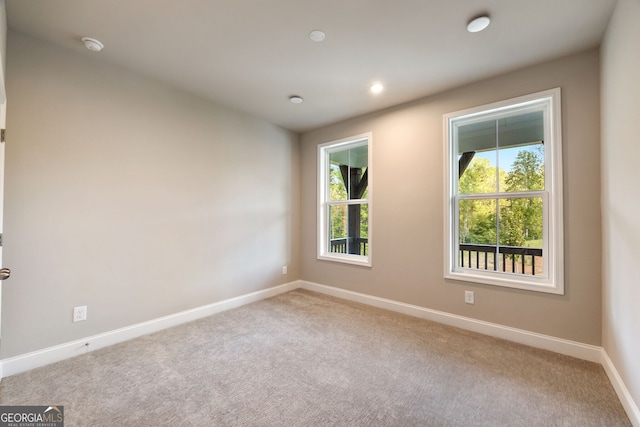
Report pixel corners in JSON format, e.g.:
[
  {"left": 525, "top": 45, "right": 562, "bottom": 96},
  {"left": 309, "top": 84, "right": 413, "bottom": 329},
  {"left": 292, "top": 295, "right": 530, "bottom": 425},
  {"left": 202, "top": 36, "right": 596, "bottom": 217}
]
[
  {"left": 459, "top": 158, "right": 500, "bottom": 194},
  {"left": 458, "top": 158, "right": 500, "bottom": 244},
  {"left": 459, "top": 146, "right": 544, "bottom": 249},
  {"left": 360, "top": 203, "right": 368, "bottom": 238},
  {"left": 504, "top": 147, "right": 544, "bottom": 192},
  {"left": 459, "top": 199, "right": 496, "bottom": 244},
  {"left": 329, "top": 166, "right": 347, "bottom": 239},
  {"left": 499, "top": 147, "right": 544, "bottom": 247}
]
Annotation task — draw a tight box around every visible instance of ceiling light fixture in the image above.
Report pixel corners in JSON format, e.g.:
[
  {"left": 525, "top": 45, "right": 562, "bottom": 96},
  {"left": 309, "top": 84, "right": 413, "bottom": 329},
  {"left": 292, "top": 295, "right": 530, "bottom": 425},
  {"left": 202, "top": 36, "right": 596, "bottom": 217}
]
[
  {"left": 81, "top": 37, "right": 104, "bottom": 52},
  {"left": 289, "top": 95, "right": 304, "bottom": 104},
  {"left": 309, "top": 30, "right": 326, "bottom": 42},
  {"left": 370, "top": 83, "right": 384, "bottom": 94},
  {"left": 466, "top": 15, "right": 491, "bottom": 33}
]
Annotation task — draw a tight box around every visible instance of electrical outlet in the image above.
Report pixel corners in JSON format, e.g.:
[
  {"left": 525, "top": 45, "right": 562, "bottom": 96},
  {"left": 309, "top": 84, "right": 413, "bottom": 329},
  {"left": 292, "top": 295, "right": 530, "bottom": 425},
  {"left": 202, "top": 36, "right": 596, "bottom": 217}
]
[
  {"left": 282, "top": 266, "right": 288, "bottom": 275},
  {"left": 73, "top": 305, "right": 87, "bottom": 322},
  {"left": 464, "top": 291, "right": 475, "bottom": 305}
]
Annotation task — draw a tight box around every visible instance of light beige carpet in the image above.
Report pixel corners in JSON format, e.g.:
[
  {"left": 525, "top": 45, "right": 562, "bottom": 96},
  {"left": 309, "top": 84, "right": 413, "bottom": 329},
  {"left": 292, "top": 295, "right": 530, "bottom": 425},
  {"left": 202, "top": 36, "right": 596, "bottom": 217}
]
[{"left": 0, "top": 289, "right": 631, "bottom": 426}]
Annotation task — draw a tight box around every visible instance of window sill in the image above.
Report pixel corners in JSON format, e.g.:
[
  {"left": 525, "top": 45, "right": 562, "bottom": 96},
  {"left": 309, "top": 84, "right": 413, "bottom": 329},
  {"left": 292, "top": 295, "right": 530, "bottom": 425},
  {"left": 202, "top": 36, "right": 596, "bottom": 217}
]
[
  {"left": 318, "top": 253, "right": 372, "bottom": 268},
  {"left": 445, "top": 269, "right": 563, "bottom": 295}
]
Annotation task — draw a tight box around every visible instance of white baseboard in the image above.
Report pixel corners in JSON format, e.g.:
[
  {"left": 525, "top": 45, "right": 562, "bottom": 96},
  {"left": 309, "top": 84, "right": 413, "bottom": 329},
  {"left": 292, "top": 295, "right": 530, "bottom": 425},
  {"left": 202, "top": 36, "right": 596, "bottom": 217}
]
[
  {"left": 2, "top": 279, "right": 637, "bottom": 426},
  {"left": 0, "top": 281, "right": 300, "bottom": 379},
  {"left": 601, "top": 350, "right": 640, "bottom": 427},
  {"left": 300, "top": 281, "right": 602, "bottom": 362},
  {"left": 300, "top": 281, "right": 640, "bottom": 425}
]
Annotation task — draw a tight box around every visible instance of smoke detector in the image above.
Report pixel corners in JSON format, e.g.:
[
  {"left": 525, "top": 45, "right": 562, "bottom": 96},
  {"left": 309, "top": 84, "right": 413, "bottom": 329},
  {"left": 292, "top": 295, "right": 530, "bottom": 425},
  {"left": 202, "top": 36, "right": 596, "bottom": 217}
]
[
  {"left": 81, "top": 37, "right": 104, "bottom": 52},
  {"left": 309, "top": 30, "right": 326, "bottom": 42},
  {"left": 467, "top": 15, "right": 491, "bottom": 33}
]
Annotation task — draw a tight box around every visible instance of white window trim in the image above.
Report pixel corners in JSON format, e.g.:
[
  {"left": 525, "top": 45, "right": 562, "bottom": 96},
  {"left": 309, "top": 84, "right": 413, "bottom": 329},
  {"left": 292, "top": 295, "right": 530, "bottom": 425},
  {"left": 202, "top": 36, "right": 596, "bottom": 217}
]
[
  {"left": 443, "top": 88, "right": 564, "bottom": 294},
  {"left": 318, "top": 132, "right": 372, "bottom": 267}
]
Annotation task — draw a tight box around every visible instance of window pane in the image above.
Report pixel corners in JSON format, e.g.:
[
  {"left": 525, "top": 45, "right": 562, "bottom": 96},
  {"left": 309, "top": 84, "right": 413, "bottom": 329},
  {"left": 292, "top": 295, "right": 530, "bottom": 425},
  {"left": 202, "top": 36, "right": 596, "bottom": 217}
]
[
  {"left": 458, "top": 112, "right": 545, "bottom": 194},
  {"left": 458, "top": 154, "right": 499, "bottom": 194},
  {"left": 458, "top": 199, "right": 497, "bottom": 271},
  {"left": 498, "top": 197, "right": 544, "bottom": 275},
  {"left": 328, "top": 204, "right": 347, "bottom": 253},
  {"left": 499, "top": 144, "right": 545, "bottom": 192},
  {"left": 458, "top": 199, "right": 496, "bottom": 245},
  {"left": 498, "top": 197, "right": 543, "bottom": 247},
  {"left": 497, "top": 112, "right": 544, "bottom": 192},
  {"left": 328, "top": 203, "right": 368, "bottom": 256},
  {"left": 458, "top": 121, "right": 498, "bottom": 194},
  {"left": 354, "top": 204, "right": 369, "bottom": 256},
  {"left": 330, "top": 145, "right": 368, "bottom": 201},
  {"left": 329, "top": 163, "right": 347, "bottom": 201}
]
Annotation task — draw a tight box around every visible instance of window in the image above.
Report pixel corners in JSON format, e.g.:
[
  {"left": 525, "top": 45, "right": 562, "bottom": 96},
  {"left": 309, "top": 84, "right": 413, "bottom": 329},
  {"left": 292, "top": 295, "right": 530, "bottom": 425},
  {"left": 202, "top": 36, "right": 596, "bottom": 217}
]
[
  {"left": 318, "top": 133, "right": 372, "bottom": 267},
  {"left": 444, "top": 89, "right": 563, "bottom": 294}
]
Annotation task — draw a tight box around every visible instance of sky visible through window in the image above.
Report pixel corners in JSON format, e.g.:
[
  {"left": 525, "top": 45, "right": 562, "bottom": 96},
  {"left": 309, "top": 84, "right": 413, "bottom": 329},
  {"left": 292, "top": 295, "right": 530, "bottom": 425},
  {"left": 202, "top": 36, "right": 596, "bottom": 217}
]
[{"left": 473, "top": 146, "right": 522, "bottom": 170}]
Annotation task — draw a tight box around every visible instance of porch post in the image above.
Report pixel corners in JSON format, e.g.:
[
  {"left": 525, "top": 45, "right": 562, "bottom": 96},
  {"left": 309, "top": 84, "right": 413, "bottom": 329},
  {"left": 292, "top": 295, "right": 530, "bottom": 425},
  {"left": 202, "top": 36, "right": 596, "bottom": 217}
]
[{"left": 340, "top": 165, "right": 368, "bottom": 255}]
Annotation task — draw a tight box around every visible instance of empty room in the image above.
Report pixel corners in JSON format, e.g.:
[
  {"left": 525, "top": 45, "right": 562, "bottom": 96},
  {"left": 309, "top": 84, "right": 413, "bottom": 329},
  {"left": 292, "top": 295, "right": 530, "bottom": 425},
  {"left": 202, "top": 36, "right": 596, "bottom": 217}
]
[{"left": 0, "top": 0, "right": 638, "bottom": 426}]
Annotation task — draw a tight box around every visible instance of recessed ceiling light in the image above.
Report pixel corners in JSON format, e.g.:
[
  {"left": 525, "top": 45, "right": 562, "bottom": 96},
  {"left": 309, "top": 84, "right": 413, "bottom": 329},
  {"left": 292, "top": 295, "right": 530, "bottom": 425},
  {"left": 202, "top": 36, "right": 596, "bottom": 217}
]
[
  {"left": 309, "top": 30, "right": 326, "bottom": 42},
  {"left": 81, "top": 37, "right": 104, "bottom": 52},
  {"left": 467, "top": 15, "right": 491, "bottom": 33},
  {"left": 370, "top": 83, "right": 384, "bottom": 94},
  {"left": 289, "top": 95, "right": 304, "bottom": 104}
]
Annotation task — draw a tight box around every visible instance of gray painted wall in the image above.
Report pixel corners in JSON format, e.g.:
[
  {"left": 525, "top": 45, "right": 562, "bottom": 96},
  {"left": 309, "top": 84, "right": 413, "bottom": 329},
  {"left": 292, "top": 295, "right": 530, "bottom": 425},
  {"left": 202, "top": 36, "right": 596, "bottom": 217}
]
[
  {"left": 1, "top": 32, "right": 300, "bottom": 358},
  {"left": 301, "top": 49, "right": 602, "bottom": 345},
  {"left": 601, "top": 0, "right": 640, "bottom": 410},
  {"left": 0, "top": 0, "right": 5, "bottom": 102}
]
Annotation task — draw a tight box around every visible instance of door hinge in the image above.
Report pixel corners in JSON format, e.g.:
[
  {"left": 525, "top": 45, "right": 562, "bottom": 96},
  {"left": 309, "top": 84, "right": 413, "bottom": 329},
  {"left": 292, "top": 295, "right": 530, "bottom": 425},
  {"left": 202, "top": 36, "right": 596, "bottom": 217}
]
[
  {"left": 1, "top": 129, "right": 5, "bottom": 143},
  {"left": 0, "top": 233, "right": 3, "bottom": 247}
]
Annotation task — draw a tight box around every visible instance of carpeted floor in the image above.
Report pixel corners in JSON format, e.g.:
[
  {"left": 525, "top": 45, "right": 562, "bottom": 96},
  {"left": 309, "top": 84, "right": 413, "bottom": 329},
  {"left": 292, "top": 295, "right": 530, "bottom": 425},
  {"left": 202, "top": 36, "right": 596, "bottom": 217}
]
[{"left": 0, "top": 289, "right": 631, "bottom": 426}]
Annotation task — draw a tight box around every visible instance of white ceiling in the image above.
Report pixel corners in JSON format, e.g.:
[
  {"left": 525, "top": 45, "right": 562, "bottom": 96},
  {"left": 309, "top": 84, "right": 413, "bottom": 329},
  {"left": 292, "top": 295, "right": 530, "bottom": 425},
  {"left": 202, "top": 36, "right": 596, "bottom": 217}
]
[{"left": 5, "top": 0, "right": 617, "bottom": 133}]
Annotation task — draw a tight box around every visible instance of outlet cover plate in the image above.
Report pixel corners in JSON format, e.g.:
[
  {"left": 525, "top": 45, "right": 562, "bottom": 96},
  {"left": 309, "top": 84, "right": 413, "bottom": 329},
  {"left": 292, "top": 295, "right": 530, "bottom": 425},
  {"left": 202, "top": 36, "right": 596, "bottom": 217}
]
[
  {"left": 73, "top": 305, "right": 87, "bottom": 322},
  {"left": 464, "top": 291, "right": 475, "bottom": 304}
]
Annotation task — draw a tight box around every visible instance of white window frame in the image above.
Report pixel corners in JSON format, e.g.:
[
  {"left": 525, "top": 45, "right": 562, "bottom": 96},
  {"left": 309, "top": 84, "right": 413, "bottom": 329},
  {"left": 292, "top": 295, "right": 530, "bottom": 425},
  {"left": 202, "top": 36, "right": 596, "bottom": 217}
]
[
  {"left": 444, "top": 88, "right": 564, "bottom": 294},
  {"left": 318, "top": 133, "right": 372, "bottom": 267}
]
